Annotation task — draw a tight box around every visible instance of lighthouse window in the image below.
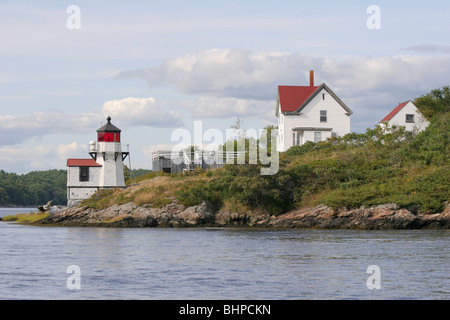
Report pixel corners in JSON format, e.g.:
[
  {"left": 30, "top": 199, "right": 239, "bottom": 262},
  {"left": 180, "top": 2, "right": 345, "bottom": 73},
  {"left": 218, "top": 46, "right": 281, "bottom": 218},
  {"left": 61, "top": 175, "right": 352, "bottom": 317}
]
[
  {"left": 98, "top": 132, "right": 120, "bottom": 142},
  {"left": 79, "top": 167, "right": 89, "bottom": 182}
]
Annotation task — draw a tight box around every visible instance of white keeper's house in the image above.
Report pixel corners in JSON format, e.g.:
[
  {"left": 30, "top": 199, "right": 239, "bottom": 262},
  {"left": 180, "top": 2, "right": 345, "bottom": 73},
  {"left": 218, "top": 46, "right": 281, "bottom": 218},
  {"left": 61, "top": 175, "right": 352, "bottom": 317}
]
[
  {"left": 276, "top": 70, "right": 353, "bottom": 152},
  {"left": 66, "top": 116, "right": 129, "bottom": 207},
  {"left": 379, "top": 100, "right": 430, "bottom": 132}
]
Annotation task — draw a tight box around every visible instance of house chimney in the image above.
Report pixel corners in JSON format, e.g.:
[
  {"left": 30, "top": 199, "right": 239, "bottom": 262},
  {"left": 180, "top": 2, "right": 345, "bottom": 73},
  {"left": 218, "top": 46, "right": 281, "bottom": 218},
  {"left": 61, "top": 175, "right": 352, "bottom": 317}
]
[{"left": 309, "top": 70, "right": 314, "bottom": 86}]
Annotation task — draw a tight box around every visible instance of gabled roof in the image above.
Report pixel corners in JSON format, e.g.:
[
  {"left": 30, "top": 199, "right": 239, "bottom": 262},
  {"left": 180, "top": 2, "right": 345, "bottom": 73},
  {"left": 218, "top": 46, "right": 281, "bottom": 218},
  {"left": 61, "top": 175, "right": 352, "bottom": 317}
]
[
  {"left": 67, "top": 159, "right": 102, "bottom": 167},
  {"left": 97, "top": 116, "right": 121, "bottom": 132},
  {"left": 379, "top": 100, "right": 410, "bottom": 123},
  {"left": 278, "top": 85, "right": 319, "bottom": 113},
  {"left": 276, "top": 83, "right": 352, "bottom": 116}
]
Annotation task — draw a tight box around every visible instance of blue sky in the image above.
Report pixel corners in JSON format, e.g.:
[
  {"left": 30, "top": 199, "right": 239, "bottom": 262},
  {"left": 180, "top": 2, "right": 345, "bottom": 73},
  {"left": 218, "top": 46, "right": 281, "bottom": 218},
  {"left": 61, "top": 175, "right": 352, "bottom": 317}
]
[{"left": 1, "top": 0, "right": 449, "bottom": 173}]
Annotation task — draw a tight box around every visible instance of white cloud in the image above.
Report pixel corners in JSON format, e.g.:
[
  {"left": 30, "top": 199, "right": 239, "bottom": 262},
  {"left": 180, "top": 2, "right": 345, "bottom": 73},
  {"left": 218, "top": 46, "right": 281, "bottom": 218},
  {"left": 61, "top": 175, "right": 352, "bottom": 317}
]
[
  {"left": 401, "top": 44, "right": 450, "bottom": 54},
  {"left": 0, "top": 97, "right": 184, "bottom": 146},
  {"left": 56, "top": 142, "right": 87, "bottom": 161},
  {"left": 117, "top": 49, "right": 450, "bottom": 132},
  {"left": 117, "top": 49, "right": 322, "bottom": 100},
  {"left": 176, "top": 96, "right": 275, "bottom": 119},
  {"left": 0, "top": 112, "right": 101, "bottom": 145},
  {"left": 0, "top": 141, "right": 90, "bottom": 173},
  {"left": 101, "top": 97, "right": 183, "bottom": 128},
  {"left": 118, "top": 49, "right": 450, "bottom": 103},
  {"left": 0, "top": 144, "right": 55, "bottom": 173}
]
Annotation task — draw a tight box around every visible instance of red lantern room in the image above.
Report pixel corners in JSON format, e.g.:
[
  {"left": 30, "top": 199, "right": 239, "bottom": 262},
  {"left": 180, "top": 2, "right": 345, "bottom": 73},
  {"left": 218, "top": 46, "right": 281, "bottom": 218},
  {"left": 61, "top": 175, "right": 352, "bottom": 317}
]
[{"left": 97, "top": 116, "right": 121, "bottom": 142}]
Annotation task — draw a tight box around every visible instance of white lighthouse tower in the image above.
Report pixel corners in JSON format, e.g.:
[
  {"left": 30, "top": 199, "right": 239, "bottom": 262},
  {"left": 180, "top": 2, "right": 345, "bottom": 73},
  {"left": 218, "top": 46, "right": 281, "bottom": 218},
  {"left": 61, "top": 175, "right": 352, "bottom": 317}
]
[
  {"left": 66, "top": 116, "right": 129, "bottom": 207},
  {"left": 90, "top": 116, "right": 128, "bottom": 187}
]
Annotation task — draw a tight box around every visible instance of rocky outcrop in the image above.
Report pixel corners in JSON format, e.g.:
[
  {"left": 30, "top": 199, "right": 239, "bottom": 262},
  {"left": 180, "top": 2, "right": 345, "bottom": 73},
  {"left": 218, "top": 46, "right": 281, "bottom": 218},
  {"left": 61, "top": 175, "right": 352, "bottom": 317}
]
[
  {"left": 267, "top": 203, "right": 450, "bottom": 229},
  {"left": 36, "top": 201, "right": 450, "bottom": 229}
]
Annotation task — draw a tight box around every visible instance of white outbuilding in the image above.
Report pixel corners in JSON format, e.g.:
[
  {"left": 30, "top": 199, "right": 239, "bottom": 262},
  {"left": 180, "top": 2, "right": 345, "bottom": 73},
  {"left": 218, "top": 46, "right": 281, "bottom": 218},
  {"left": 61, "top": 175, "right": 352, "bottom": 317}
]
[{"left": 379, "top": 100, "right": 430, "bottom": 133}]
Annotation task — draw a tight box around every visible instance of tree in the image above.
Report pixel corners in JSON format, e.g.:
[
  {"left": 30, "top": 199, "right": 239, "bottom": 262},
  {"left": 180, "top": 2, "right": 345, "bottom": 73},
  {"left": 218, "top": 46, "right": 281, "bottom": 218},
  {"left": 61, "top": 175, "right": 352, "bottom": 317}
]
[
  {"left": 230, "top": 118, "right": 245, "bottom": 131},
  {"left": 414, "top": 86, "right": 450, "bottom": 119}
]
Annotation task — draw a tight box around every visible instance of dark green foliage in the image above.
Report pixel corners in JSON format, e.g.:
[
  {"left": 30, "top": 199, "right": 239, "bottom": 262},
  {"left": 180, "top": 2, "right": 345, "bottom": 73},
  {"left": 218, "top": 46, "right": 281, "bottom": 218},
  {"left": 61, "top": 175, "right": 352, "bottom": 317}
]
[
  {"left": 414, "top": 86, "right": 450, "bottom": 119},
  {"left": 175, "top": 164, "right": 298, "bottom": 214},
  {"left": 394, "top": 113, "right": 449, "bottom": 166},
  {"left": 0, "top": 169, "right": 67, "bottom": 206},
  {"left": 288, "top": 114, "right": 449, "bottom": 213},
  {"left": 283, "top": 141, "right": 316, "bottom": 156},
  {"left": 0, "top": 168, "right": 154, "bottom": 207}
]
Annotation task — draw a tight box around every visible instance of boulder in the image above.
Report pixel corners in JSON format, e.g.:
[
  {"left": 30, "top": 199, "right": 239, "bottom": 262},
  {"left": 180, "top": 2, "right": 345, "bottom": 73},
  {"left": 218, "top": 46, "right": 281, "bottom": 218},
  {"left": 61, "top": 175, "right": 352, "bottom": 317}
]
[{"left": 177, "top": 201, "right": 215, "bottom": 226}]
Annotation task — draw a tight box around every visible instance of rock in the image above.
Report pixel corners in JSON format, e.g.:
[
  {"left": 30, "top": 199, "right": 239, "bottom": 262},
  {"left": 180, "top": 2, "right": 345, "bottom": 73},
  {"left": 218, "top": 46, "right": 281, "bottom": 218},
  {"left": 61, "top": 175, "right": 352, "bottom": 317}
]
[
  {"left": 214, "top": 210, "right": 252, "bottom": 226},
  {"left": 38, "top": 200, "right": 53, "bottom": 212},
  {"left": 177, "top": 201, "right": 215, "bottom": 226},
  {"left": 32, "top": 200, "right": 450, "bottom": 230},
  {"left": 49, "top": 205, "right": 67, "bottom": 214}
]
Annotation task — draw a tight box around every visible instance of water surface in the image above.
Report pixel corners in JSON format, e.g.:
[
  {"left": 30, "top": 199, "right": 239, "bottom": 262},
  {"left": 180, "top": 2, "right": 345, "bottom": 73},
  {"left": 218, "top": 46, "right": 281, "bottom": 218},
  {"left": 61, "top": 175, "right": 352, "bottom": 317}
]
[{"left": 1, "top": 208, "right": 448, "bottom": 299}]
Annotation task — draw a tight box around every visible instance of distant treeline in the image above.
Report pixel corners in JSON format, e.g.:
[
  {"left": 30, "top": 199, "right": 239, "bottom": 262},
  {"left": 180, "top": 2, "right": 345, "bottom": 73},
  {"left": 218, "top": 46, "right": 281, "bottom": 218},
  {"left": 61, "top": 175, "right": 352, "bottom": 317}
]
[
  {"left": 0, "top": 169, "right": 67, "bottom": 206},
  {"left": 0, "top": 168, "right": 152, "bottom": 207}
]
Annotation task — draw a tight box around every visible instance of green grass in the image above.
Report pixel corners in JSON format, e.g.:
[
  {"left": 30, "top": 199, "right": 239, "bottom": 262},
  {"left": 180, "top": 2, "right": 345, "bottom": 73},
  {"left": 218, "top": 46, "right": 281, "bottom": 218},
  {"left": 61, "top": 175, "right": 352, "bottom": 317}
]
[{"left": 2, "top": 212, "right": 50, "bottom": 223}]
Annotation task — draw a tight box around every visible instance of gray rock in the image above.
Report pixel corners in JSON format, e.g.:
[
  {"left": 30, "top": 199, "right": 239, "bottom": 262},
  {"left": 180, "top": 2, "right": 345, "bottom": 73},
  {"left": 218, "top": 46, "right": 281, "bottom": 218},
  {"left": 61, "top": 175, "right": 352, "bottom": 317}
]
[{"left": 33, "top": 201, "right": 450, "bottom": 230}]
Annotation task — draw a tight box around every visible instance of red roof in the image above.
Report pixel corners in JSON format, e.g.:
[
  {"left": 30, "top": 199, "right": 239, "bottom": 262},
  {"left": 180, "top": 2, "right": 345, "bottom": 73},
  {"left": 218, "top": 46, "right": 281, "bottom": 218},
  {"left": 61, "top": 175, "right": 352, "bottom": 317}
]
[
  {"left": 380, "top": 101, "right": 410, "bottom": 122},
  {"left": 67, "top": 159, "right": 102, "bottom": 167},
  {"left": 278, "top": 85, "right": 319, "bottom": 112}
]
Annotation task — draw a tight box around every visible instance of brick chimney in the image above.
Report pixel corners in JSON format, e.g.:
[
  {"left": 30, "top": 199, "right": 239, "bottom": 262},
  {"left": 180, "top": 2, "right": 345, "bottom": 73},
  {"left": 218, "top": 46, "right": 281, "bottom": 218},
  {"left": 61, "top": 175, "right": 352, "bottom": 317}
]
[{"left": 309, "top": 70, "right": 314, "bottom": 86}]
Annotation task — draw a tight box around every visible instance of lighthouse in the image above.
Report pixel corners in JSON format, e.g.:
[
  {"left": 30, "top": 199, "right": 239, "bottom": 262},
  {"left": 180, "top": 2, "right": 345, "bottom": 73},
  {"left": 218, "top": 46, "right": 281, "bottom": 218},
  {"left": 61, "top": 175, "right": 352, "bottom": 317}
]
[
  {"left": 66, "top": 116, "right": 129, "bottom": 207},
  {"left": 91, "top": 116, "right": 128, "bottom": 187}
]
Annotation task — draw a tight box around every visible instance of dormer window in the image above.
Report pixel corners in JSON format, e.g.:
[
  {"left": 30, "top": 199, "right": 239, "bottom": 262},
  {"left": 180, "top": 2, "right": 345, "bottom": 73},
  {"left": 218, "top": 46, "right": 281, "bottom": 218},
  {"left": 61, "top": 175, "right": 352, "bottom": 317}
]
[{"left": 406, "top": 114, "right": 414, "bottom": 123}]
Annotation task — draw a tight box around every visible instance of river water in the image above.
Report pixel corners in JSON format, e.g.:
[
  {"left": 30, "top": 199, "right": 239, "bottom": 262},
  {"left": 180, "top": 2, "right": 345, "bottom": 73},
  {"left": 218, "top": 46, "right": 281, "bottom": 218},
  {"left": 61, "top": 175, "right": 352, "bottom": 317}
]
[{"left": 0, "top": 208, "right": 448, "bottom": 300}]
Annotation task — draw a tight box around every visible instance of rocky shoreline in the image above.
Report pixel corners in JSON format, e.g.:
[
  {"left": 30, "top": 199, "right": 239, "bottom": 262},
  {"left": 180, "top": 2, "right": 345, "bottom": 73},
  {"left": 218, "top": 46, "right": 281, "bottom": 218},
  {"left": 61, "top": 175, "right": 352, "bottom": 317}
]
[{"left": 34, "top": 201, "right": 450, "bottom": 230}]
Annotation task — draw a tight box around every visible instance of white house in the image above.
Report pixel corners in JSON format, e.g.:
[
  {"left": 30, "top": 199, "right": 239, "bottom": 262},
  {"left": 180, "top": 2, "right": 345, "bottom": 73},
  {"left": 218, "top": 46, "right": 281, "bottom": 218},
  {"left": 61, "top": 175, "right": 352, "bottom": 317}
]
[
  {"left": 379, "top": 100, "right": 430, "bottom": 132},
  {"left": 66, "top": 116, "right": 129, "bottom": 207},
  {"left": 276, "top": 70, "right": 353, "bottom": 152}
]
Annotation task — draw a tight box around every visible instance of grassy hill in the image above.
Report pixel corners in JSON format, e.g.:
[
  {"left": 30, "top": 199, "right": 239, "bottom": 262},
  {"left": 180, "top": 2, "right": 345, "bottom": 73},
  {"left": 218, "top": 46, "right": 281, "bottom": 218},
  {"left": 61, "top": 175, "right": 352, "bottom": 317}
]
[{"left": 81, "top": 88, "right": 449, "bottom": 215}]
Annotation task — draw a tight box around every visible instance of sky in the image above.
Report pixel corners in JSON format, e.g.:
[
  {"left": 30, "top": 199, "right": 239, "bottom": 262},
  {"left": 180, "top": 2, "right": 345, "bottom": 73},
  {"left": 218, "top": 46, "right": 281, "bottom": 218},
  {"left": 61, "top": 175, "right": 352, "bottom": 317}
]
[{"left": 0, "top": 0, "right": 449, "bottom": 174}]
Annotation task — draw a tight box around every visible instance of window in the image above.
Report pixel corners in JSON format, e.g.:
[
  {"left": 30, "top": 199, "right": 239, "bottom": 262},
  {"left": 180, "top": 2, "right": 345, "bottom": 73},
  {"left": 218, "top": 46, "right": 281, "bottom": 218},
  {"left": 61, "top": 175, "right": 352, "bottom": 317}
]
[
  {"left": 406, "top": 114, "right": 415, "bottom": 123},
  {"left": 322, "top": 93, "right": 325, "bottom": 100},
  {"left": 314, "top": 132, "right": 322, "bottom": 143},
  {"left": 79, "top": 167, "right": 89, "bottom": 182},
  {"left": 320, "top": 110, "right": 327, "bottom": 122},
  {"left": 292, "top": 132, "right": 301, "bottom": 146},
  {"left": 98, "top": 132, "right": 120, "bottom": 142}
]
